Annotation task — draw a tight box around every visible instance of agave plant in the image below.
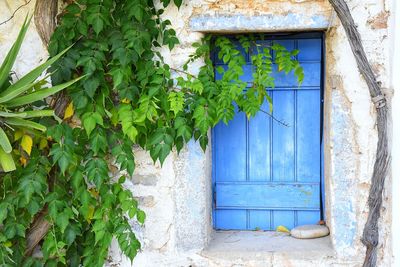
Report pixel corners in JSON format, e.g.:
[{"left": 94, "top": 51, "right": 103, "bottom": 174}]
[{"left": 0, "top": 16, "right": 82, "bottom": 172}]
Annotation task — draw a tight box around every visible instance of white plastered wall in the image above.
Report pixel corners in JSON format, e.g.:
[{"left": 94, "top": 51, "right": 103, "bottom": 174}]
[{"left": 0, "top": 0, "right": 396, "bottom": 266}]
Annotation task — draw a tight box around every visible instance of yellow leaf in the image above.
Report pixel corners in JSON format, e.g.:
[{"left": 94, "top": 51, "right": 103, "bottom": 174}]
[
  {"left": 4, "top": 241, "right": 12, "bottom": 247},
  {"left": 39, "top": 138, "right": 48, "bottom": 149},
  {"left": 19, "top": 156, "right": 27, "bottom": 166},
  {"left": 121, "top": 98, "right": 130, "bottom": 104},
  {"left": 85, "top": 205, "right": 95, "bottom": 223},
  {"left": 21, "top": 135, "right": 33, "bottom": 155},
  {"left": 14, "top": 130, "right": 23, "bottom": 141},
  {"left": 89, "top": 188, "right": 99, "bottom": 198},
  {"left": 276, "top": 225, "right": 290, "bottom": 233},
  {"left": 64, "top": 102, "right": 74, "bottom": 119}
]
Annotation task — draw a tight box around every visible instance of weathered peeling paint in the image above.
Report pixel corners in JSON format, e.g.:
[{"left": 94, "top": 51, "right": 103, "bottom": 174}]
[
  {"left": 329, "top": 86, "right": 358, "bottom": 257},
  {"left": 173, "top": 139, "right": 211, "bottom": 251},
  {"left": 190, "top": 14, "right": 330, "bottom": 32}
]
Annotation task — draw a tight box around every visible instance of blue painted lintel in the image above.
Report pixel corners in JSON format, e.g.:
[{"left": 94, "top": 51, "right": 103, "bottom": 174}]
[{"left": 190, "top": 14, "right": 329, "bottom": 33}]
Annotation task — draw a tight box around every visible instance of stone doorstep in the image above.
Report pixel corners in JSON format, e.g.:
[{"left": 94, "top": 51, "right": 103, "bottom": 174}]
[{"left": 201, "top": 231, "right": 335, "bottom": 262}]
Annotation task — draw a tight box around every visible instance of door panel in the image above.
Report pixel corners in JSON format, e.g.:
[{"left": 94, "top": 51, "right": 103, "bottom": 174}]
[{"left": 213, "top": 35, "right": 323, "bottom": 230}]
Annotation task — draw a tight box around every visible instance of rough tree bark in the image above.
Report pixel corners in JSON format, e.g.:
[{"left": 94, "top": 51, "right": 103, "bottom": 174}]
[
  {"left": 24, "top": 207, "right": 50, "bottom": 256},
  {"left": 34, "top": 0, "right": 70, "bottom": 117},
  {"left": 328, "top": 1, "right": 390, "bottom": 267},
  {"left": 34, "top": 0, "right": 58, "bottom": 46}
]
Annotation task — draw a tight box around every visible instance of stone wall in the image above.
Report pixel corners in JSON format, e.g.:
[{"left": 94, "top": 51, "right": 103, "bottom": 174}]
[{"left": 0, "top": 0, "right": 395, "bottom": 266}]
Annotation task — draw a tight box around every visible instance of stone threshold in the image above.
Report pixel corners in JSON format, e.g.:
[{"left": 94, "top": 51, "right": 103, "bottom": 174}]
[{"left": 201, "top": 231, "right": 335, "bottom": 261}]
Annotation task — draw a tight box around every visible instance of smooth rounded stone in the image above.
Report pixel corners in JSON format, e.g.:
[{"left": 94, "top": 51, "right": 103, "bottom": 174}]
[{"left": 290, "top": 225, "right": 330, "bottom": 239}]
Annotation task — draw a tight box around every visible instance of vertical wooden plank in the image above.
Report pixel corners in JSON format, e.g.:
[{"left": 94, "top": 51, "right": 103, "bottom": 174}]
[
  {"left": 249, "top": 100, "right": 271, "bottom": 181},
  {"left": 297, "top": 210, "right": 321, "bottom": 226},
  {"left": 272, "top": 210, "right": 295, "bottom": 229},
  {"left": 296, "top": 90, "right": 321, "bottom": 182},
  {"left": 215, "top": 210, "right": 247, "bottom": 230},
  {"left": 214, "top": 108, "right": 247, "bottom": 182},
  {"left": 272, "top": 90, "right": 295, "bottom": 182},
  {"left": 297, "top": 39, "right": 322, "bottom": 61},
  {"left": 249, "top": 210, "right": 271, "bottom": 230}
]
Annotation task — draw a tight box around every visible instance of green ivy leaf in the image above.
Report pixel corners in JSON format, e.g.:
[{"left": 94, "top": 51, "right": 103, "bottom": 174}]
[
  {"left": 136, "top": 210, "right": 146, "bottom": 224},
  {"left": 162, "top": 0, "right": 171, "bottom": 7},
  {"left": 0, "top": 202, "right": 9, "bottom": 225},
  {"left": 87, "top": 12, "right": 104, "bottom": 35},
  {"left": 168, "top": 91, "right": 184, "bottom": 116},
  {"left": 49, "top": 144, "right": 73, "bottom": 174},
  {"left": 56, "top": 212, "right": 71, "bottom": 234},
  {"left": 174, "top": 0, "right": 183, "bottom": 8},
  {"left": 85, "top": 157, "right": 109, "bottom": 189},
  {"left": 131, "top": 6, "right": 144, "bottom": 21},
  {"left": 90, "top": 128, "right": 108, "bottom": 155},
  {"left": 82, "top": 112, "right": 104, "bottom": 137}
]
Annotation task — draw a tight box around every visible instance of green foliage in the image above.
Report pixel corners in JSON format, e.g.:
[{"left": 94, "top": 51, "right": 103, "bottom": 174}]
[
  {"left": 0, "top": 1, "right": 303, "bottom": 266},
  {"left": 0, "top": 17, "right": 81, "bottom": 172}
]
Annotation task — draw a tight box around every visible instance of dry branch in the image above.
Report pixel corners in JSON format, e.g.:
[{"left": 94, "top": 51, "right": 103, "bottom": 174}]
[{"left": 328, "top": 1, "right": 390, "bottom": 266}]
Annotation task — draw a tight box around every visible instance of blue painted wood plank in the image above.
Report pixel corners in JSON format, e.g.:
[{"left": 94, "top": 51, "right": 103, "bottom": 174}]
[
  {"left": 216, "top": 183, "right": 320, "bottom": 209},
  {"left": 272, "top": 63, "right": 321, "bottom": 88},
  {"left": 249, "top": 99, "right": 271, "bottom": 181},
  {"left": 214, "top": 108, "right": 247, "bottom": 182},
  {"left": 249, "top": 210, "right": 271, "bottom": 230},
  {"left": 297, "top": 90, "right": 321, "bottom": 182},
  {"left": 215, "top": 209, "right": 247, "bottom": 230},
  {"left": 272, "top": 210, "right": 295, "bottom": 229},
  {"left": 297, "top": 210, "right": 321, "bottom": 226},
  {"left": 297, "top": 39, "right": 322, "bottom": 61},
  {"left": 272, "top": 90, "right": 295, "bottom": 182}
]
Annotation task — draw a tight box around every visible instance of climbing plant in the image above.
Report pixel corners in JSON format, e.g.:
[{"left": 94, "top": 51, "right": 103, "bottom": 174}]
[{"left": 0, "top": 0, "right": 303, "bottom": 266}]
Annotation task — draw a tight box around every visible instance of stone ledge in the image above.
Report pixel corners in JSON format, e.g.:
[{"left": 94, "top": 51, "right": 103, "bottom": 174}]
[
  {"left": 201, "top": 231, "right": 335, "bottom": 261},
  {"left": 189, "top": 14, "right": 329, "bottom": 33}
]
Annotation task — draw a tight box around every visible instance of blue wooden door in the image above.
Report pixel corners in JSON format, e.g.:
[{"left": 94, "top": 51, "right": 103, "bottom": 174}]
[{"left": 212, "top": 34, "right": 323, "bottom": 230}]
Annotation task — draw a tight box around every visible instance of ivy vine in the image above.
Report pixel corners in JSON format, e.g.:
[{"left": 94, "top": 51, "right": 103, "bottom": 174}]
[{"left": 0, "top": 0, "right": 303, "bottom": 266}]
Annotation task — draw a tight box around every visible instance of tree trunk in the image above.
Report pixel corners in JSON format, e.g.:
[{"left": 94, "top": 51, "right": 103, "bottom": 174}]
[
  {"left": 24, "top": 208, "right": 50, "bottom": 257},
  {"left": 34, "top": 0, "right": 70, "bottom": 118},
  {"left": 34, "top": 0, "right": 58, "bottom": 47},
  {"left": 327, "top": 1, "right": 390, "bottom": 266}
]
